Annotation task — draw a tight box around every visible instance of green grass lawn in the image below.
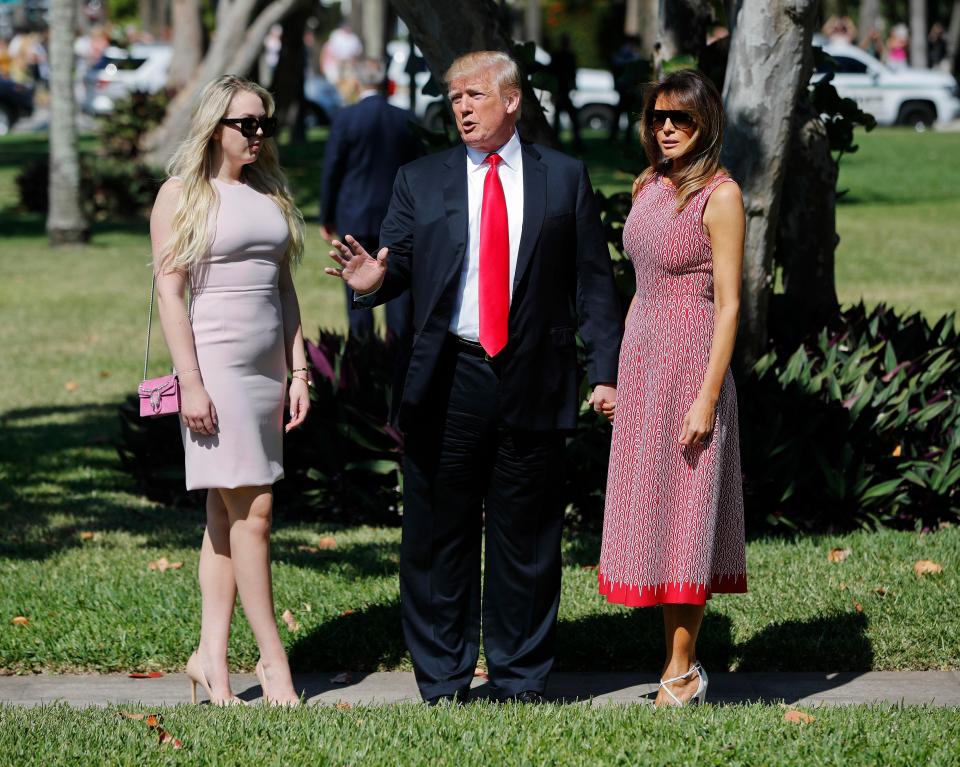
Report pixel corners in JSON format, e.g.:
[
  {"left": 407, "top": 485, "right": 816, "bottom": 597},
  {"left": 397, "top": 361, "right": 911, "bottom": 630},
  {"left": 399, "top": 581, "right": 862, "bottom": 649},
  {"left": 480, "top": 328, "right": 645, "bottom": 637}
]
[
  {"left": 1, "top": 128, "right": 958, "bottom": 680},
  {"left": 3, "top": 703, "right": 959, "bottom": 767}
]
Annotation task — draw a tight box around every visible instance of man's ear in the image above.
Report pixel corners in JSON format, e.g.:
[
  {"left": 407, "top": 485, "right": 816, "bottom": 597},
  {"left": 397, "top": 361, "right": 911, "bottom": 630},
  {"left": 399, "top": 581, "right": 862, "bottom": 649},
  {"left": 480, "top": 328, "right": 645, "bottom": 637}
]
[{"left": 504, "top": 88, "right": 522, "bottom": 116}]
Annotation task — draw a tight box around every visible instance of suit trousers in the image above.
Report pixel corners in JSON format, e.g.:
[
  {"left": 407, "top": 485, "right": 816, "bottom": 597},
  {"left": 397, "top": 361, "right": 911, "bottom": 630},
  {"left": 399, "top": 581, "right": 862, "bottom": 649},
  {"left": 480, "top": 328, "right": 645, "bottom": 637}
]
[{"left": 400, "top": 337, "right": 565, "bottom": 700}]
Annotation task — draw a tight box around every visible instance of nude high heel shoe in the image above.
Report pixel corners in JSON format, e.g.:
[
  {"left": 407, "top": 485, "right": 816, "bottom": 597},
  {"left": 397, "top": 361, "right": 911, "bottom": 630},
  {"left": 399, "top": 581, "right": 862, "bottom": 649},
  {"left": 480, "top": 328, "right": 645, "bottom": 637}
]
[
  {"left": 186, "top": 651, "right": 245, "bottom": 706},
  {"left": 657, "top": 661, "right": 708, "bottom": 707},
  {"left": 255, "top": 659, "right": 302, "bottom": 707}
]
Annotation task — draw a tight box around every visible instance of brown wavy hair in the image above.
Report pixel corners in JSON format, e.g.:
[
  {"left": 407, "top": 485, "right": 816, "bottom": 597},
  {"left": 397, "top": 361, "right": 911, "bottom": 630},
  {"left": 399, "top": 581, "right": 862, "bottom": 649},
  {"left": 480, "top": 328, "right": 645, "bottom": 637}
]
[{"left": 633, "top": 69, "right": 727, "bottom": 212}]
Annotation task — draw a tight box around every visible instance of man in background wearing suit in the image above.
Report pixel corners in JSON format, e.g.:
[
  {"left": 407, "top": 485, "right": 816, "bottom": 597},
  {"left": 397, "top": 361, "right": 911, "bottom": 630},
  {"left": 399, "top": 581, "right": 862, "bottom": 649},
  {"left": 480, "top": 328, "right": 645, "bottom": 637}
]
[
  {"left": 326, "top": 51, "right": 621, "bottom": 704},
  {"left": 320, "top": 57, "right": 421, "bottom": 341}
]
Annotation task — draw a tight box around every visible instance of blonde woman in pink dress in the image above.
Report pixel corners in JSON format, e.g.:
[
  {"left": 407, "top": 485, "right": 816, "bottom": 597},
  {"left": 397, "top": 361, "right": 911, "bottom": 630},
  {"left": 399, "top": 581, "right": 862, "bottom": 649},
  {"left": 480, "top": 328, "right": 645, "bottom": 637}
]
[
  {"left": 598, "top": 69, "right": 747, "bottom": 707},
  {"left": 151, "top": 75, "right": 309, "bottom": 706}
]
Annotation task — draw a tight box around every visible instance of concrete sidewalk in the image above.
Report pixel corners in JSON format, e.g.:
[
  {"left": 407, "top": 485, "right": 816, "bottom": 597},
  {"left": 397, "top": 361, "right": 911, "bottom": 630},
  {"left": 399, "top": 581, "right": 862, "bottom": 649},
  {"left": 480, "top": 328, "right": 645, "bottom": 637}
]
[{"left": 2, "top": 671, "right": 959, "bottom": 707}]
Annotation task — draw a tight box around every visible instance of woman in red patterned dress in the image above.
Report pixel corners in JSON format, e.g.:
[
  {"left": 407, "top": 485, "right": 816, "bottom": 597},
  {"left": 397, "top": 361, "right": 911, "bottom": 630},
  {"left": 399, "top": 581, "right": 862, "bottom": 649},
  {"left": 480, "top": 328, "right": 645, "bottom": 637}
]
[{"left": 596, "top": 70, "right": 747, "bottom": 706}]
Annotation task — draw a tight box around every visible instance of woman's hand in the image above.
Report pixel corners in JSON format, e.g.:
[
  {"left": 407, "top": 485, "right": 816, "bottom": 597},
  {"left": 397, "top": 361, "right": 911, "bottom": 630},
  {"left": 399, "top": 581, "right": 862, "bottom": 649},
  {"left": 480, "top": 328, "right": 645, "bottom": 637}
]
[
  {"left": 180, "top": 378, "right": 218, "bottom": 436},
  {"left": 285, "top": 378, "right": 310, "bottom": 432},
  {"left": 679, "top": 395, "right": 716, "bottom": 447},
  {"left": 587, "top": 384, "right": 617, "bottom": 423}
]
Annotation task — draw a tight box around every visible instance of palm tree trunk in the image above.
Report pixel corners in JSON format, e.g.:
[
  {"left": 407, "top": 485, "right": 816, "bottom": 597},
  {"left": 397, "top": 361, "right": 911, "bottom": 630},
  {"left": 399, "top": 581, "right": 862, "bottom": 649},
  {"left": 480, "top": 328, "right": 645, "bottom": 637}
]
[
  {"left": 909, "top": 0, "right": 928, "bottom": 68},
  {"left": 48, "top": 0, "right": 89, "bottom": 245}
]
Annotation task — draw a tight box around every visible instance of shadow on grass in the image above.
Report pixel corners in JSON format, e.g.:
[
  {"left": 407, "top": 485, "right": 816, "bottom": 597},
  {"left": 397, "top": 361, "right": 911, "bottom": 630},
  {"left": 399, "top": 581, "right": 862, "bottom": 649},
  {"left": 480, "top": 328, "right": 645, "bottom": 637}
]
[
  {"left": 287, "top": 600, "right": 408, "bottom": 673},
  {"left": 0, "top": 402, "right": 203, "bottom": 560}
]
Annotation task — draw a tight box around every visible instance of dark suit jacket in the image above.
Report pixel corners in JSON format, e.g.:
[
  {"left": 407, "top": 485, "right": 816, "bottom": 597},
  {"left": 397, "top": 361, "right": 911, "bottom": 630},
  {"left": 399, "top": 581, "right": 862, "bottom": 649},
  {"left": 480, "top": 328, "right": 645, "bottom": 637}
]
[
  {"left": 320, "top": 94, "right": 422, "bottom": 237},
  {"left": 363, "top": 140, "right": 622, "bottom": 432}
]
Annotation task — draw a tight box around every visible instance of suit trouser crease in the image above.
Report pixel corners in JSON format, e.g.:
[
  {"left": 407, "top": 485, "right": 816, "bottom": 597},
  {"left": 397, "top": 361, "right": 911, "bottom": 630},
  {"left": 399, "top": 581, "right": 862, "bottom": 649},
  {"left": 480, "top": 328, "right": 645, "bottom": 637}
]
[{"left": 400, "top": 345, "right": 564, "bottom": 700}]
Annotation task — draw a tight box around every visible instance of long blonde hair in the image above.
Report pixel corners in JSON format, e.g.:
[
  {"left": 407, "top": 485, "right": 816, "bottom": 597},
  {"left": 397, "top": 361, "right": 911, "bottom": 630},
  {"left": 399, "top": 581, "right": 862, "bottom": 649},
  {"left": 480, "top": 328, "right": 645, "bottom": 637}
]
[
  {"left": 633, "top": 69, "right": 727, "bottom": 212},
  {"left": 161, "top": 75, "right": 305, "bottom": 271}
]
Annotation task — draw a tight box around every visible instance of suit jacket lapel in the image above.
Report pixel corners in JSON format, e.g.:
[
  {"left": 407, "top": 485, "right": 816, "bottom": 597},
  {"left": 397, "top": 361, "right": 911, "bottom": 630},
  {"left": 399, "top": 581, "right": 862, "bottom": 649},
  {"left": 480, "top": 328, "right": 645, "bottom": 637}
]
[
  {"left": 423, "top": 145, "right": 468, "bottom": 319},
  {"left": 514, "top": 143, "right": 546, "bottom": 293}
]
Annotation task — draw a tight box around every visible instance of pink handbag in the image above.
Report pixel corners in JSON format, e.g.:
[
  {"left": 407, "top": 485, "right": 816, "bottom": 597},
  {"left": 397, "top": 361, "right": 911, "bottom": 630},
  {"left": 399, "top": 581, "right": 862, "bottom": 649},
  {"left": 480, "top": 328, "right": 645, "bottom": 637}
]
[
  {"left": 138, "top": 274, "right": 181, "bottom": 419},
  {"left": 139, "top": 374, "right": 180, "bottom": 417}
]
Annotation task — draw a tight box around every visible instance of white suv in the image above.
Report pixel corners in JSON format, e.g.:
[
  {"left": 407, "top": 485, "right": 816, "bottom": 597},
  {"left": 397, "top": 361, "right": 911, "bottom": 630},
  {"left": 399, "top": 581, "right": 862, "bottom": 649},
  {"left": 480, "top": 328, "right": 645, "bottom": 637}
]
[
  {"left": 814, "top": 41, "right": 960, "bottom": 130},
  {"left": 82, "top": 44, "right": 172, "bottom": 115},
  {"left": 386, "top": 42, "right": 618, "bottom": 133}
]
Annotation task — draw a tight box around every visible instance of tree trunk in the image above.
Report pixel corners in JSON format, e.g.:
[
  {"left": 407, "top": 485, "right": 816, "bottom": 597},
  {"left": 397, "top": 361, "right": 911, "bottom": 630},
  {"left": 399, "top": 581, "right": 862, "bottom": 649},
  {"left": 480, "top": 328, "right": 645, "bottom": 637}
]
[
  {"left": 525, "top": 0, "right": 542, "bottom": 46},
  {"left": 946, "top": 0, "right": 960, "bottom": 68},
  {"left": 389, "top": 0, "right": 555, "bottom": 146},
  {"left": 658, "top": 0, "right": 712, "bottom": 63},
  {"left": 857, "top": 0, "right": 879, "bottom": 43},
  {"left": 721, "top": 0, "right": 820, "bottom": 366},
  {"left": 138, "top": 0, "right": 167, "bottom": 39},
  {"left": 48, "top": 0, "right": 89, "bottom": 245},
  {"left": 909, "top": 0, "right": 928, "bottom": 68},
  {"left": 775, "top": 96, "right": 839, "bottom": 345},
  {"left": 142, "top": 0, "right": 306, "bottom": 167},
  {"left": 168, "top": 0, "right": 203, "bottom": 90}
]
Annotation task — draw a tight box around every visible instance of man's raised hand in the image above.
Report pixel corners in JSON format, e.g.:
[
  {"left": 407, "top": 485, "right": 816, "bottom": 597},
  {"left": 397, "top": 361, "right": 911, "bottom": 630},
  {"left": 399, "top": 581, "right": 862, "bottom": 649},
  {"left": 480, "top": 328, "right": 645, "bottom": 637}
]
[{"left": 324, "top": 234, "right": 388, "bottom": 295}]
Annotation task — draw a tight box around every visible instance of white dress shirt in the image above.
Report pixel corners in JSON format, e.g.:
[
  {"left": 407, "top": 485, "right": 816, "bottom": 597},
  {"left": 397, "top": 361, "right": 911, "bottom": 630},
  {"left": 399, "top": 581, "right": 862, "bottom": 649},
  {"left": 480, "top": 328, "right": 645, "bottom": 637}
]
[{"left": 449, "top": 131, "right": 524, "bottom": 341}]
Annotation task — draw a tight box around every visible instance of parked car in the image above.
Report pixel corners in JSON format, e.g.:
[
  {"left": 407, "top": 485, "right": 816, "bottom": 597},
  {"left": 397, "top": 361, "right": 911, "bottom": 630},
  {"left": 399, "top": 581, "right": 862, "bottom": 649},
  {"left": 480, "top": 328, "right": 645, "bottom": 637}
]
[
  {"left": 0, "top": 76, "right": 34, "bottom": 135},
  {"left": 82, "top": 44, "right": 172, "bottom": 115},
  {"left": 814, "top": 40, "right": 960, "bottom": 130},
  {"left": 385, "top": 42, "right": 618, "bottom": 133}
]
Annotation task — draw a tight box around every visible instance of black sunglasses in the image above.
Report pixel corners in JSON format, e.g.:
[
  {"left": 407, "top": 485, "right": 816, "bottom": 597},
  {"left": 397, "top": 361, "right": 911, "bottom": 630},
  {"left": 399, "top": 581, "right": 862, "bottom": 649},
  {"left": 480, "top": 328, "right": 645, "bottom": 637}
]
[
  {"left": 219, "top": 116, "right": 278, "bottom": 138},
  {"left": 651, "top": 109, "right": 695, "bottom": 132}
]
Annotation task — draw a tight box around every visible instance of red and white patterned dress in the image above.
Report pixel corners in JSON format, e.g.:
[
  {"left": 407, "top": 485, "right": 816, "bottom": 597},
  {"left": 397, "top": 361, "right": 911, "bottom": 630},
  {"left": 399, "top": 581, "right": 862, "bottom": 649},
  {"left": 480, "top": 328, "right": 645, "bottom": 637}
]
[{"left": 598, "top": 173, "right": 747, "bottom": 607}]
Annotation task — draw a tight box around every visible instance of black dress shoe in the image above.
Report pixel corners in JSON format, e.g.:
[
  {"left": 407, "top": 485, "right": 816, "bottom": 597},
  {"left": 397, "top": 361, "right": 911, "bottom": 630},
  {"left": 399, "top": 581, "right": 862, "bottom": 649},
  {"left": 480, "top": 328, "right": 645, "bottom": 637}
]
[
  {"left": 507, "top": 690, "right": 544, "bottom": 704},
  {"left": 425, "top": 689, "right": 470, "bottom": 706}
]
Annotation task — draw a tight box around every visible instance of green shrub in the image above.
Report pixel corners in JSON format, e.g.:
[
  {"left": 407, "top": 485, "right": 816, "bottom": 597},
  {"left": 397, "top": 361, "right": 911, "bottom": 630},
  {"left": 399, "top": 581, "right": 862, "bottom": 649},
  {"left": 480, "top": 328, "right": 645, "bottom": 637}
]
[
  {"left": 15, "top": 90, "right": 167, "bottom": 219},
  {"left": 740, "top": 302, "right": 959, "bottom": 532}
]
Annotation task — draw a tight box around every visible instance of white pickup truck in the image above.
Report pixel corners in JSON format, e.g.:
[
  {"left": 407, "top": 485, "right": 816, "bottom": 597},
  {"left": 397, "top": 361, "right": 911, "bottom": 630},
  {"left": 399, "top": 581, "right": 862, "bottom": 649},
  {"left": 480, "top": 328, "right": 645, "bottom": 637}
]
[{"left": 814, "top": 41, "right": 960, "bottom": 130}]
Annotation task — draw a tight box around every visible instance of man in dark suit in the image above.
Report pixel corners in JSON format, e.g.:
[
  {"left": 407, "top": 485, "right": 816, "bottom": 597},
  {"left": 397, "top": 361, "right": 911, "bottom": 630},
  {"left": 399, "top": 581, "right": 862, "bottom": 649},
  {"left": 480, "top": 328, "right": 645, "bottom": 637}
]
[
  {"left": 326, "top": 51, "right": 620, "bottom": 704},
  {"left": 320, "top": 57, "right": 421, "bottom": 340}
]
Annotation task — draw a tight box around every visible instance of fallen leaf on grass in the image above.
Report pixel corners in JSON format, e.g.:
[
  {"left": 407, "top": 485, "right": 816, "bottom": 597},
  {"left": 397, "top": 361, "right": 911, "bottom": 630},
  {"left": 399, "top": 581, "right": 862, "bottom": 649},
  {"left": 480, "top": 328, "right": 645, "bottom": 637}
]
[
  {"left": 784, "top": 710, "right": 816, "bottom": 724},
  {"left": 336, "top": 701, "right": 353, "bottom": 710},
  {"left": 303, "top": 603, "right": 312, "bottom": 612},
  {"left": 99, "top": 370, "right": 112, "bottom": 379},
  {"left": 127, "top": 672, "right": 164, "bottom": 679},
  {"left": 852, "top": 599, "right": 863, "bottom": 613},
  {"left": 873, "top": 587, "right": 888, "bottom": 597},
  {"left": 79, "top": 531, "right": 95, "bottom": 541},
  {"left": 827, "top": 547, "right": 852, "bottom": 563},
  {"left": 282, "top": 609, "right": 299, "bottom": 632},
  {"left": 64, "top": 381, "right": 78, "bottom": 393},
  {"left": 297, "top": 545, "right": 320, "bottom": 554},
  {"left": 119, "top": 711, "right": 182, "bottom": 749},
  {"left": 838, "top": 582, "right": 847, "bottom": 591},
  {"left": 317, "top": 536, "right": 337, "bottom": 550},
  {"left": 892, "top": 444, "right": 902, "bottom": 457},
  {"left": 914, "top": 560, "right": 943, "bottom": 577},
  {"left": 148, "top": 557, "right": 183, "bottom": 573},
  {"left": 330, "top": 672, "right": 352, "bottom": 684},
  {"left": 10, "top": 616, "right": 28, "bottom": 626},
  {"left": 340, "top": 609, "right": 355, "bottom": 617}
]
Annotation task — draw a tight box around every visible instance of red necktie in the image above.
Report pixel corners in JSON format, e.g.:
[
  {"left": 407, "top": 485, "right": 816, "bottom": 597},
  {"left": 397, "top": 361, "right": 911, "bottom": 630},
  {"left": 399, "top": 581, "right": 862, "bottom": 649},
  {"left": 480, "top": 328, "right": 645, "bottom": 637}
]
[{"left": 479, "top": 153, "right": 509, "bottom": 357}]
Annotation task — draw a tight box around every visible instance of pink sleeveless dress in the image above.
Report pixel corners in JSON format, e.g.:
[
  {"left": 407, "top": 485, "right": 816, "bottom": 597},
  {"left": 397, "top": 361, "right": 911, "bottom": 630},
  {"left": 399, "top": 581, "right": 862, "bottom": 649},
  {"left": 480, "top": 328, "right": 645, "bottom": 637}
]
[
  {"left": 181, "top": 178, "right": 289, "bottom": 490},
  {"left": 598, "top": 174, "right": 747, "bottom": 607}
]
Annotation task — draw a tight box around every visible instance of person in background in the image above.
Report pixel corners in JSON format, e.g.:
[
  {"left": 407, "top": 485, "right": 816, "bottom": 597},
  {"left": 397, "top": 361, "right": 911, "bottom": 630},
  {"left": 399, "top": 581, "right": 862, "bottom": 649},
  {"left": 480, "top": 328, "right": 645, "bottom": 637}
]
[
  {"left": 320, "top": 57, "right": 421, "bottom": 342},
  {"left": 886, "top": 24, "right": 909, "bottom": 69},
  {"left": 928, "top": 23, "right": 948, "bottom": 70},
  {"left": 610, "top": 34, "right": 643, "bottom": 144},
  {"left": 548, "top": 33, "right": 582, "bottom": 152}
]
